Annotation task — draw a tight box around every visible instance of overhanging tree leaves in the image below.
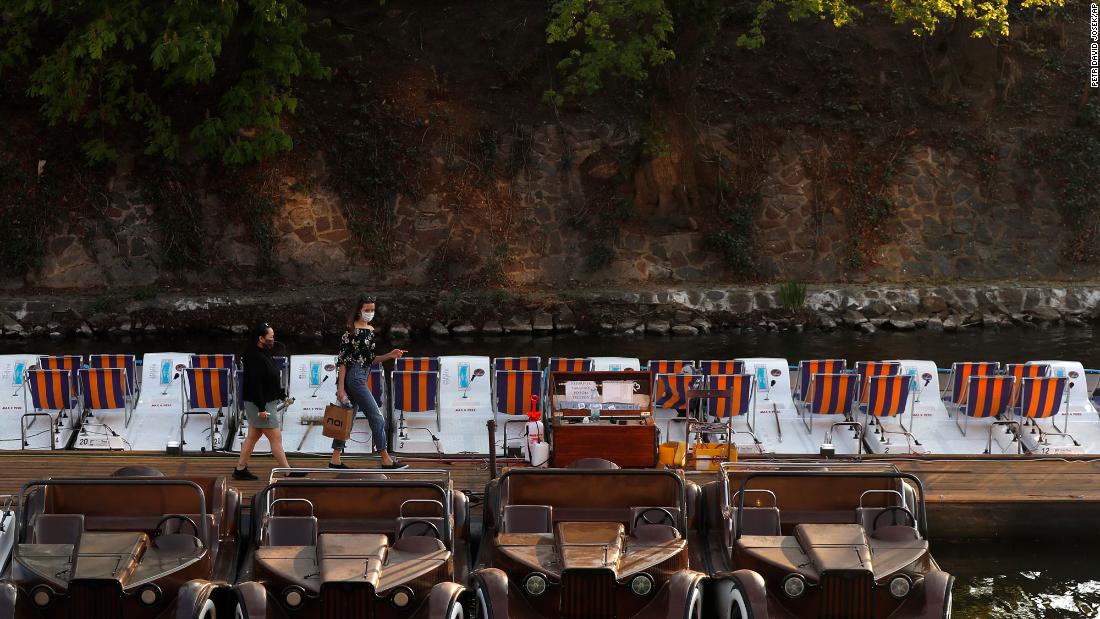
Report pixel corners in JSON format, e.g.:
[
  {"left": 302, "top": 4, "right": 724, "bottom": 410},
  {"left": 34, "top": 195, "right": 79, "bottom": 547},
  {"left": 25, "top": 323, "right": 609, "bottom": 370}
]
[
  {"left": 0, "top": 0, "right": 328, "bottom": 165},
  {"left": 546, "top": 0, "right": 1064, "bottom": 100},
  {"left": 543, "top": 0, "right": 1064, "bottom": 225}
]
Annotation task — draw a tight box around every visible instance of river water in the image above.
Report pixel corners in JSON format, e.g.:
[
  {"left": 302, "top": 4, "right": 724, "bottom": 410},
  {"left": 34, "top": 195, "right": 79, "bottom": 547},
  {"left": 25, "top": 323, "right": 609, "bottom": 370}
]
[{"left": 4, "top": 326, "right": 1099, "bottom": 618}]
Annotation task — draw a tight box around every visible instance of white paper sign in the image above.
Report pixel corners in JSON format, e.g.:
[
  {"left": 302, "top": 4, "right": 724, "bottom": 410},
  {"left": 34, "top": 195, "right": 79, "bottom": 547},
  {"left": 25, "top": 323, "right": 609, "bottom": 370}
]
[
  {"left": 601, "top": 381, "right": 637, "bottom": 403},
  {"left": 565, "top": 381, "right": 600, "bottom": 402}
]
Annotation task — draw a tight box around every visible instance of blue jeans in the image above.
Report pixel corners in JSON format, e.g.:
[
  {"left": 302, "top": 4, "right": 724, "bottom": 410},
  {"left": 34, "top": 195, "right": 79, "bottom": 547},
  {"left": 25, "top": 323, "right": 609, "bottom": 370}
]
[{"left": 332, "top": 364, "right": 387, "bottom": 452}]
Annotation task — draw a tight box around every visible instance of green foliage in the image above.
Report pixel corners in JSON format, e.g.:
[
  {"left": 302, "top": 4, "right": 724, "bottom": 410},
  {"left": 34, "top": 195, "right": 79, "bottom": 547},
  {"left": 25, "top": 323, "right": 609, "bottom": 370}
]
[
  {"left": 776, "top": 280, "right": 807, "bottom": 309},
  {"left": 149, "top": 169, "right": 207, "bottom": 270},
  {"left": 0, "top": 0, "right": 328, "bottom": 165},
  {"left": 544, "top": 0, "right": 1064, "bottom": 102},
  {"left": 544, "top": 0, "right": 675, "bottom": 104},
  {"left": 703, "top": 212, "right": 756, "bottom": 273},
  {"left": 1025, "top": 104, "right": 1100, "bottom": 262}
]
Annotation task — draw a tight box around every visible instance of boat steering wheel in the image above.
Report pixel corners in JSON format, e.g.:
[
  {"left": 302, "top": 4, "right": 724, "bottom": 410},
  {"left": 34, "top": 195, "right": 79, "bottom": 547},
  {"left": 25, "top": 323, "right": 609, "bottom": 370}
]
[
  {"left": 155, "top": 514, "right": 200, "bottom": 538},
  {"left": 633, "top": 507, "right": 676, "bottom": 529},
  {"left": 398, "top": 519, "right": 442, "bottom": 540},
  {"left": 871, "top": 506, "right": 916, "bottom": 532}
]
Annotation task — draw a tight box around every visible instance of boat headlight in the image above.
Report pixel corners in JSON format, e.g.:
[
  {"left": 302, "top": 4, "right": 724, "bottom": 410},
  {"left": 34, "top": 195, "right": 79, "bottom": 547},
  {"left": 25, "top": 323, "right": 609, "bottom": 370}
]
[
  {"left": 782, "top": 574, "right": 806, "bottom": 598},
  {"left": 889, "top": 576, "right": 911, "bottom": 598},
  {"left": 138, "top": 584, "right": 162, "bottom": 607},
  {"left": 282, "top": 585, "right": 306, "bottom": 609},
  {"left": 524, "top": 573, "right": 548, "bottom": 596},
  {"left": 390, "top": 586, "right": 415, "bottom": 608},
  {"left": 630, "top": 573, "right": 654, "bottom": 596},
  {"left": 30, "top": 585, "right": 54, "bottom": 608}
]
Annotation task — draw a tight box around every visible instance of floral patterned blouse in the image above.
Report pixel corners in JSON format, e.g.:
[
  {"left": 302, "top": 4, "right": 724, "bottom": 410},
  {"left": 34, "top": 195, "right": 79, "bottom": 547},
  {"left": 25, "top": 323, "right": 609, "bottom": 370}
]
[{"left": 337, "top": 327, "right": 376, "bottom": 368}]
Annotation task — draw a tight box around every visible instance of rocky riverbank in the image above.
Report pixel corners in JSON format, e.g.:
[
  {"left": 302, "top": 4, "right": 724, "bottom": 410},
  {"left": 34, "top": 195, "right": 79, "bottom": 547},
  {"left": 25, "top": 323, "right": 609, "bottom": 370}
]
[{"left": 2, "top": 283, "right": 1098, "bottom": 339}]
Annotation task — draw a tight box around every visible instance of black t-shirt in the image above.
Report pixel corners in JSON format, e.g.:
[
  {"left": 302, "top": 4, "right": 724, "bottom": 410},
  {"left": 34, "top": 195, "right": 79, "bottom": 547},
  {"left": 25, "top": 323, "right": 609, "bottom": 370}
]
[{"left": 241, "top": 345, "right": 286, "bottom": 406}]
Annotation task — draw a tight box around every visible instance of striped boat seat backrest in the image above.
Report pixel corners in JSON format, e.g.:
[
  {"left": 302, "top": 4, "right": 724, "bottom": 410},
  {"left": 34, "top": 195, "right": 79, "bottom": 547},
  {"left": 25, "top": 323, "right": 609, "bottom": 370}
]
[
  {"left": 27, "top": 369, "right": 75, "bottom": 410},
  {"left": 79, "top": 368, "right": 129, "bottom": 410},
  {"left": 494, "top": 357, "right": 541, "bottom": 372},
  {"left": 654, "top": 374, "right": 693, "bottom": 410},
  {"left": 393, "top": 371, "right": 439, "bottom": 412},
  {"left": 959, "top": 376, "right": 1014, "bottom": 418},
  {"left": 808, "top": 373, "right": 858, "bottom": 416},
  {"left": 697, "top": 360, "right": 744, "bottom": 376},
  {"left": 707, "top": 374, "right": 754, "bottom": 418},
  {"left": 37, "top": 355, "right": 82, "bottom": 385},
  {"left": 185, "top": 368, "right": 232, "bottom": 409},
  {"left": 547, "top": 358, "right": 592, "bottom": 373},
  {"left": 797, "top": 359, "right": 847, "bottom": 401},
  {"left": 88, "top": 354, "right": 137, "bottom": 393},
  {"left": 394, "top": 357, "right": 440, "bottom": 373},
  {"left": 1018, "top": 377, "right": 1068, "bottom": 419},
  {"left": 495, "top": 370, "right": 542, "bottom": 416},
  {"left": 864, "top": 375, "right": 911, "bottom": 418},
  {"left": 648, "top": 360, "right": 692, "bottom": 376},
  {"left": 1004, "top": 363, "right": 1050, "bottom": 407},
  {"left": 855, "top": 362, "right": 901, "bottom": 404},
  {"left": 950, "top": 362, "right": 1001, "bottom": 405},
  {"left": 190, "top": 354, "right": 237, "bottom": 370},
  {"left": 366, "top": 364, "right": 385, "bottom": 405}
]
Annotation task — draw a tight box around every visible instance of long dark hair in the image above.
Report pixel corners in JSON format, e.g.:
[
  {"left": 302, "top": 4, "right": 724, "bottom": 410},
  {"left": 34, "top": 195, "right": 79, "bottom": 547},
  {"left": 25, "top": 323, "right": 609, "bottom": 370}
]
[{"left": 348, "top": 296, "right": 376, "bottom": 330}]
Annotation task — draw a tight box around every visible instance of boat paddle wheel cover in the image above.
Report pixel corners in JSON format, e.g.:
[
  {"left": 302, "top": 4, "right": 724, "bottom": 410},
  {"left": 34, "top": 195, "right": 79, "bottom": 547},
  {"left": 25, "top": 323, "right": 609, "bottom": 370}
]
[{"left": 111, "top": 466, "right": 166, "bottom": 477}]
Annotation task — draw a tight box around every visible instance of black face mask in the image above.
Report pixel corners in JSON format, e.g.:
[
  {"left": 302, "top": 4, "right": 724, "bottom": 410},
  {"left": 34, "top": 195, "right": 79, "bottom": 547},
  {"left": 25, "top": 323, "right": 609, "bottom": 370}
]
[{"left": 261, "top": 339, "right": 275, "bottom": 350}]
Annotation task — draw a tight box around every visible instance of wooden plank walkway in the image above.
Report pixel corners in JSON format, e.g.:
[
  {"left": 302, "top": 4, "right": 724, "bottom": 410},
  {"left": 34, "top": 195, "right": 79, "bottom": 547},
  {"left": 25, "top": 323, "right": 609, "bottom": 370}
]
[{"left": 0, "top": 452, "right": 1097, "bottom": 539}]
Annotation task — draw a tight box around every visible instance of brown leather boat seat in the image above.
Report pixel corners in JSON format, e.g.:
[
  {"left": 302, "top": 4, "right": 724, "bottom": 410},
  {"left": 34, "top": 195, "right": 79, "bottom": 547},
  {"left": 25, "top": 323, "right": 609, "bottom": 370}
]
[
  {"left": 732, "top": 507, "right": 782, "bottom": 537},
  {"left": 502, "top": 505, "right": 553, "bottom": 534},
  {"left": 266, "top": 516, "right": 318, "bottom": 547},
  {"left": 31, "top": 514, "right": 84, "bottom": 545}
]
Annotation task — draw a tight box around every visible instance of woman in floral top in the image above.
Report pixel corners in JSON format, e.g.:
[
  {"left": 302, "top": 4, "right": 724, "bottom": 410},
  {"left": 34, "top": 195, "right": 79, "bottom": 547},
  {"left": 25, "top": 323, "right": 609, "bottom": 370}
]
[{"left": 329, "top": 297, "right": 408, "bottom": 469}]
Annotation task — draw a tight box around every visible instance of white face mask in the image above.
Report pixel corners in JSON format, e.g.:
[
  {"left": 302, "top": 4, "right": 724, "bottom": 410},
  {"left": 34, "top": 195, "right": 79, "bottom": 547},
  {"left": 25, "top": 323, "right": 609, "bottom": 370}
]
[{"left": 361, "top": 311, "right": 375, "bottom": 322}]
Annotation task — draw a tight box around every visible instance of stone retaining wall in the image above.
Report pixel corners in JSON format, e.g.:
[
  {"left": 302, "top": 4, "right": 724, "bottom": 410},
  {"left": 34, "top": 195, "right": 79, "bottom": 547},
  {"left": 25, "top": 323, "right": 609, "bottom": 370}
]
[
  {"left": 9, "top": 123, "right": 1097, "bottom": 291},
  {"left": 2, "top": 284, "right": 1097, "bottom": 338}
]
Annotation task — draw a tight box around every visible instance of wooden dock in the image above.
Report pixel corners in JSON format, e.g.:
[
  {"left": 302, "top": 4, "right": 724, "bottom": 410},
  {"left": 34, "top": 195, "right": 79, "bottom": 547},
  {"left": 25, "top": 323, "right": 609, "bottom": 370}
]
[{"left": 0, "top": 452, "right": 1096, "bottom": 540}]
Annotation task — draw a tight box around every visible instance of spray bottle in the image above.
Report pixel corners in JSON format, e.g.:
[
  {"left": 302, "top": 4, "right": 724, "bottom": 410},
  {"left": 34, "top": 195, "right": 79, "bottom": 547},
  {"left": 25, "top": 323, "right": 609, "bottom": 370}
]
[{"left": 525, "top": 394, "right": 549, "bottom": 467}]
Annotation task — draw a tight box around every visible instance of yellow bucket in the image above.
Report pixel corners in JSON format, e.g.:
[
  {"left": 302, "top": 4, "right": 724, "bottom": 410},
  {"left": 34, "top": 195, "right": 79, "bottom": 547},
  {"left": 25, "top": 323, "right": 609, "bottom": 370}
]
[
  {"left": 659, "top": 441, "right": 686, "bottom": 467},
  {"left": 693, "top": 442, "right": 737, "bottom": 471}
]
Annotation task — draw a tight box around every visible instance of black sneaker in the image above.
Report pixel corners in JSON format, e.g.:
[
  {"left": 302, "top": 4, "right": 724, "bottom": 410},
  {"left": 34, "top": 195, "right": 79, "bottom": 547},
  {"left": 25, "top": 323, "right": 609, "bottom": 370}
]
[
  {"left": 232, "top": 466, "right": 258, "bottom": 481},
  {"left": 287, "top": 471, "right": 309, "bottom": 478},
  {"left": 328, "top": 462, "right": 350, "bottom": 469},
  {"left": 381, "top": 460, "right": 409, "bottom": 470}
]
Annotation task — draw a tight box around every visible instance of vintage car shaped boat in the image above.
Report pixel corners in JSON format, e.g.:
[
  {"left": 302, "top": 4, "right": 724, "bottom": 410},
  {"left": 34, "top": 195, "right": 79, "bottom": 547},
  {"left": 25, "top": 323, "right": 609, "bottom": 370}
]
[
  {"left": 0, "top": 496, "right": 16, "bottom": 574},
  {"left": 0, "top": 467, "right": 240, "bottom": 618},
  {"left": 472, "top": 459, "right": 706, "bottom": 618},
  {"left": 698, "top": 462, "right": 953, "bottom": 618},
  {"left": 234, "top": 468, "right": 468, "bottom": 619}
]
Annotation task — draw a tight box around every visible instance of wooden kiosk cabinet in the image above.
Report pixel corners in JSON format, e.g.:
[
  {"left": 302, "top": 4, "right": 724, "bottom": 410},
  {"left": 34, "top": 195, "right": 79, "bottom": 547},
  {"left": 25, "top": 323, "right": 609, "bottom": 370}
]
[{"left": 548, "top": 370, "right": 658, "bottom": 468}]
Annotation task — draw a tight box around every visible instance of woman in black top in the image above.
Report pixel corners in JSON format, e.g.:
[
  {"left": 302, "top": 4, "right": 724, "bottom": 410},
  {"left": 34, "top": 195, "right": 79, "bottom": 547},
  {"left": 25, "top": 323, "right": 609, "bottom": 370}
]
[
  {"left": 329, "top": 297, "right": 408, "bottom": 469},
  {"left": 234, "top": 323, "right": 294, "bottom": 480}
]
